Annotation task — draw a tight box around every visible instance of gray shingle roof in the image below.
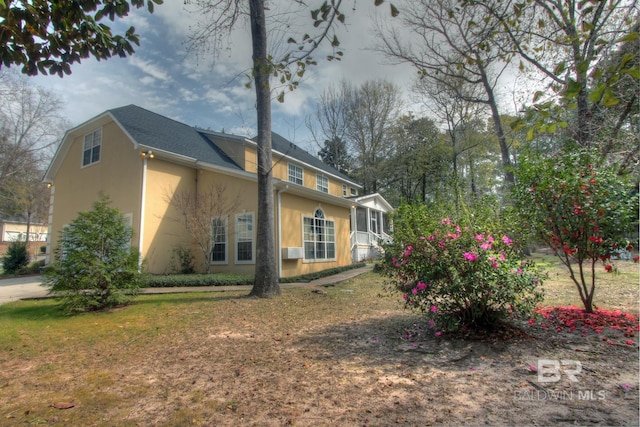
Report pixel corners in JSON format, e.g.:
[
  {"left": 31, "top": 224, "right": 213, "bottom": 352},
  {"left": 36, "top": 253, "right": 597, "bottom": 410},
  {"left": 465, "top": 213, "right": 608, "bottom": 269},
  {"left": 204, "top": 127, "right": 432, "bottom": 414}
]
[
  {"left": 109, "top": 105, "right": 241, "bottom": 170},
  {"left": 108, "top": 105, "right": 357, "bottom": 185}
]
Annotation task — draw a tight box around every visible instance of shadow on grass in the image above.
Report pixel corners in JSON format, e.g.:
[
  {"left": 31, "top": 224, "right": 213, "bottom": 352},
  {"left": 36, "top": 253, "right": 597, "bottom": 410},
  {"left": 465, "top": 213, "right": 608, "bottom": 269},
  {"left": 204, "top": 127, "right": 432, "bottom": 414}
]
[
  {"left": 0, "top": 299, "right": 67, "bottom": 320},
  {"left": 0, "top": 292, "right": 250, "bottom": 320},
  {"left": 293, "top": 313, "right": 523, "bottom": 369},
  {"left": 132, "top": 292, "right": 249, "bottom": 306}
]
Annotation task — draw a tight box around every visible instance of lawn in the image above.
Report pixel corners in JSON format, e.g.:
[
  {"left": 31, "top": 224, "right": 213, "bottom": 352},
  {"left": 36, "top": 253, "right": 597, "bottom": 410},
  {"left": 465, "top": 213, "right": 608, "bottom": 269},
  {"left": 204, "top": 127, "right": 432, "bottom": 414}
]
[{"left": 0, "top": 255, "right": 638, "bottom": 426}]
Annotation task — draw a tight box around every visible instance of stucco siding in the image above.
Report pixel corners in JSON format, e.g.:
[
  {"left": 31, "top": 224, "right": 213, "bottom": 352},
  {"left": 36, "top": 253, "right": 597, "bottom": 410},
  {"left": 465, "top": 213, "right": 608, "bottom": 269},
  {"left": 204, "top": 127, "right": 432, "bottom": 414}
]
[
  {"left": 48, "top": 121, "right": 142, "bottom": 258},
  {"left": 279, "top": 193, "right": 351, "bottom": 278}
]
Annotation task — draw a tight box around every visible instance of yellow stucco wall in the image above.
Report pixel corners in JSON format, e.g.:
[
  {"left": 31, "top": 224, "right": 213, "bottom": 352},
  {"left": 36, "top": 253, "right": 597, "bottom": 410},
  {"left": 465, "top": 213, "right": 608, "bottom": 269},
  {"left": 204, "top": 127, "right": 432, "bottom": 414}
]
[
  {"left": 49, "top": 121, "right": 143, "bottom": 256},
  {"left": 278, "top": 193, "right": 351, "bottom": 278}
]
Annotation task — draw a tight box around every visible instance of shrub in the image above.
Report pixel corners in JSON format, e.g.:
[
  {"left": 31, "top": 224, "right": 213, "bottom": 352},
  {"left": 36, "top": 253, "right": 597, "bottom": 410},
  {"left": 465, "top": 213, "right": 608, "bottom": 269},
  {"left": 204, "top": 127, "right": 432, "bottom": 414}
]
[
  {"left": 44, "top": 195, "right": 142, "bottom": 314},
  {"left": 170, "top": 245, "right": 196, "bottom": 274},
  {"left": 512, "top": 147, "right": 638, "bottom": 312},
  {"left": 1, "top": 241, "right": 29, "bottom": 274},
  {"left": 384, "top": 210, "right": 545, "bottom": 332}
]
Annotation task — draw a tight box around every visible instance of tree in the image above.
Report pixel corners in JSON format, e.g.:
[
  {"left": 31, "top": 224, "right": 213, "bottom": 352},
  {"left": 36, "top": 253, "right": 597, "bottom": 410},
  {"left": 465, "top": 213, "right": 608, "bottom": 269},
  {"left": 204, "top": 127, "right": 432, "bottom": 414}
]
[
  {"left": 378, "top": 0, "right": 516, "bottom": 185},
  {"left": 318, "top": 137, "right": 351, "bottom": 175},
  {"left": 343, "top": 80, "right": 403, "bottom": 194},
  {"left": 0, "top": 70, "right": 68, "bottom": 241},
  {"left": 44, "top": 195, "right": 142, "bottom": 314},
  {"left": 384, "top": 114, "right": 446, "bottom": 204},
  {"left": 1, "top": 241, "right": 29, "bottom": 274},
  {"left": 0, "top": 0, "right": 162, "bottom": 76},
  {"left": 512, "top": 147, "right": 637, "bottom": 313},
  {"left": 470, "top": 0, "right": 639, "bottom": 161},
  {"left": 164, "top": 183, "right": 241, "bottom": 273}
]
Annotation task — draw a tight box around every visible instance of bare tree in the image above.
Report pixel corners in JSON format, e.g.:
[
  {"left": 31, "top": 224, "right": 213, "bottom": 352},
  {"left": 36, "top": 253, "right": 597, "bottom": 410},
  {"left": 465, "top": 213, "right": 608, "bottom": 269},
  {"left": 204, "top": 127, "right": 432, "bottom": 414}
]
[
  {"left": 0, "top": 70, "right": 69, "bottom": 235},
  {"left": 377, "top": 0, "right": 515, "bottom": 185},
  {"left": 164, "top": 183, "right": 241, "bottom": 273},
  {"left": 343, "top": 80, "right": 403, "bottom": 194}
]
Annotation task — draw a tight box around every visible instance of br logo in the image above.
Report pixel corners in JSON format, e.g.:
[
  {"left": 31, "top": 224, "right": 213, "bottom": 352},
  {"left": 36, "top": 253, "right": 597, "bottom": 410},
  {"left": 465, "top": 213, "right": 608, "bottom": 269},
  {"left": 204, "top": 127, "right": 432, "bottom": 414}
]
[{"left": 537, "top": 359, "right": 582, "bottom": 383}]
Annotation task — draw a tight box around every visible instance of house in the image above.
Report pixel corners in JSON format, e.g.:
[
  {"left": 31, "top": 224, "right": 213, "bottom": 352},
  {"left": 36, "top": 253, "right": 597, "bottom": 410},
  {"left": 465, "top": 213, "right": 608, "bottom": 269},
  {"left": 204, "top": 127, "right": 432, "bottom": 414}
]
[
  {"left": 43, "top": 105, "right": 392, "bottom": 278},
  {"left": 0, "top": 220, "right": 48, "bottom": 258}
]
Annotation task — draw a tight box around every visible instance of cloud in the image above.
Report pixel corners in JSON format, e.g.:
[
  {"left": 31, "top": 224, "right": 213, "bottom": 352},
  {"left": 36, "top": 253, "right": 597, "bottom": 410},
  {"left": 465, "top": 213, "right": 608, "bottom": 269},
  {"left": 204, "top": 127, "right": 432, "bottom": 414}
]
[{"left": 127, "top": 57, "right": 171, "bottom": 83}]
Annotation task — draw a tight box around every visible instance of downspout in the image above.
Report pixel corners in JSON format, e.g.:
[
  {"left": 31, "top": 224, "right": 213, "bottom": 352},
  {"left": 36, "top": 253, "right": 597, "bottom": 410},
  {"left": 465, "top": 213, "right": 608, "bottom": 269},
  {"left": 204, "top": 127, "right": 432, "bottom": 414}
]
[
  {"left": 138, "top": 154, "right": 148, "bottom": 270},
  {"left": 277, "top": 184, "right": 289, "bottom": 279}
]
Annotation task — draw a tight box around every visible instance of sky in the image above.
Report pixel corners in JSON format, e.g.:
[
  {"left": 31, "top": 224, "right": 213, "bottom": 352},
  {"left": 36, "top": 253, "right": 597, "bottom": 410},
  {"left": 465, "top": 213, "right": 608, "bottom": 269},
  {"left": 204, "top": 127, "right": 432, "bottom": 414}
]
[{"left": 26, "top": 1, "right": 421, "bottom": 154}]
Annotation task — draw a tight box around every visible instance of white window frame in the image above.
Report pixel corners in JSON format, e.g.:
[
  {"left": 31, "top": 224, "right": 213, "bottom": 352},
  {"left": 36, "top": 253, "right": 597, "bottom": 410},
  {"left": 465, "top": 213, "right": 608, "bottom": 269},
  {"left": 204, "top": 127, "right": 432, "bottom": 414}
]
[
  {"left": 288, "top": 163, "right": 303, "bottom": 185},
  {"left": 302, "top": 208, "right": 336, "bottom": 262},
  {"left": 350, "top": 187, "right": 357, "bottom": 196},
  {"left": 316, "top": 174, "right": 329, "bottom": 193},
  {"left": 82, "top": 128, "right": 102, "bottom": 167},
  {"left": 342, "top": 184, "right": 347, "bottom": 197},
  {"left": 211, "top": 216, "right": 228, "bottom": 264},
  {"left": 235, "top": 212, "right": 255, "bottom": 264}
]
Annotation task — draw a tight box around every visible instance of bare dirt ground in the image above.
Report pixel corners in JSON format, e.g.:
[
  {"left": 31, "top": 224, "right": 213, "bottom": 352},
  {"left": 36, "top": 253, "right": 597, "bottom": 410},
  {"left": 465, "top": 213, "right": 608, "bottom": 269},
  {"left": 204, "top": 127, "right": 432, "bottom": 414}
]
[{"left": 1, "top": 265, "right": 638, "bottom": 426}]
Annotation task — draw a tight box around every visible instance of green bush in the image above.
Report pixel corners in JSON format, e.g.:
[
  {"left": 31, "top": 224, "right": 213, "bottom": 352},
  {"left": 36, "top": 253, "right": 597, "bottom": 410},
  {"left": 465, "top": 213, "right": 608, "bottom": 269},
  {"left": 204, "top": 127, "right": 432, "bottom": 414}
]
[
  {"left": 384, "top": 204, "right": 545, "bottom": 332},
  {"left": 18, "top": 259, "right": 45, "bottom": 275},
  {"left": 143, "top": 273, "right": 253, "bottom": 287},
  {"left": 1, "top": 241, "right": 29, "bottom": 274},
  {"left": 44, "top": 195, "right": 142, "bottom": 314}
]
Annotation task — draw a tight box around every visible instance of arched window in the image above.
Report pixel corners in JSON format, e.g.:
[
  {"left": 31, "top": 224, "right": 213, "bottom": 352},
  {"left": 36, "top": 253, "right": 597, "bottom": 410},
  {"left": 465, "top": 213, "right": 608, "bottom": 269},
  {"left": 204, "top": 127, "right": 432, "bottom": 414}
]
[{"left": 303, "top": 208, "right": 335, "bottom": 261}]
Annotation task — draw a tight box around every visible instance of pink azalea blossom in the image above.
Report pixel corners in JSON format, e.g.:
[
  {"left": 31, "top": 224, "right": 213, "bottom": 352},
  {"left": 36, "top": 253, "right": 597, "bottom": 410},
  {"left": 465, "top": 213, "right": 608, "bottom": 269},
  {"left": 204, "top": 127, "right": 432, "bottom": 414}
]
[
  {"left": 412, "top": 288, "right": 418, "bottom": 295},
  {"left": 480, "top": 241, "right": 492, "bottom": 251},
  {"left": 475, "top": 234, "right": 485, "bottom": 242},
  {"left": 430, "top": 305, "right": 437, "bottom": 313},
  {"left": 434, "top": 331, "right": 442, "bottom": 337},
  {"left": 502, "top": 235, "right": 513, "bottom": 246},
  {"left": 416, "top": 282, "right": 427, "bottom": 291},
  {"left": 441, "top": 218, "right": 451, "bottom": 225},
  {"left": 464, "top": 252, "right": 478, "bottom": 262}
]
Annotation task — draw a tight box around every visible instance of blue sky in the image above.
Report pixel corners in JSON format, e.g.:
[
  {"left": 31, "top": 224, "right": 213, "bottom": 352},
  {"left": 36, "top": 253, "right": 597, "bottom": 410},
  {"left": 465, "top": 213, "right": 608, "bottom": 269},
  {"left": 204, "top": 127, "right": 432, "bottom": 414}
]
[{"left": 29, "top": 1, "right": 417, "bottom": 153}]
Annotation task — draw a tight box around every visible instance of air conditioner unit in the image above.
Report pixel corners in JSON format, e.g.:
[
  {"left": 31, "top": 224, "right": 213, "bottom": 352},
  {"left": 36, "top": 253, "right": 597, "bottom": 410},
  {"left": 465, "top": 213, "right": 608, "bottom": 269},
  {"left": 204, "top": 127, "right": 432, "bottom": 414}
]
[{"left": 282, "top": 247, "right": 303, "bottom": 260}]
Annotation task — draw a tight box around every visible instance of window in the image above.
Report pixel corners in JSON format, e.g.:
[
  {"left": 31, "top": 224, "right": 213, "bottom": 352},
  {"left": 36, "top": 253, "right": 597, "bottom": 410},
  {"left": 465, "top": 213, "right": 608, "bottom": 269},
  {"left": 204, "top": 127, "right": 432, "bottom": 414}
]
[
  {"left": 82, "top": 129, "right": 102, "bottom": 167},
  {"left": 350, "top": 187, "right": 357, "bottom": 196},
  {"left": 235, "top": 213, "right": 254, "bottom": 263},
  {"left": 370, "top": 211, "right": 378, "bottom": 234},
  {"left": 288, "top": 164, "right": 303, "bottom": 185},
  {"left": 316, "top": 175, "right": 329, "bottom": 193},
  {"left": 303, "top": 208, "right": 335, "bottom": 261},
  {"left": 211, "top": 216, "right": 228, "bottom": 263}
]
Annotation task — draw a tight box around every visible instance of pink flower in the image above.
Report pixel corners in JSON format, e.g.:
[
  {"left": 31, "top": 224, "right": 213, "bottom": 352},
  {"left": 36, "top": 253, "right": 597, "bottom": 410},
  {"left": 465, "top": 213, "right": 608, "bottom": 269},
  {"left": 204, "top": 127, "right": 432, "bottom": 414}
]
[
  {"left": 529, "top": 365, "right": 537, "bottom": 372},
  {"left": 434, "top": 331, "right": 442, "bottom": 337},
  {"left": 480, "top": 241, "right": 492, "bottom": 251},
  {"left": 430, "top": 305, "right": 437, "bottom": 313},
  {"left": 441, "top": 218, "right": 451, "bottom": 225},
  {"left": 475, "top": 234, "right": 485, "bottom": 242},
  {"left": 416, "top": 282, "right": 427, "bottom": 291},
  {"left": 464, "top": 252, "right": 478, "bottom": 262},
  {"left": 412, "top": 288, "right": 418, "bottom": 295},
  {"left": 502, "top": 235, "right": 513, "bottom": 246},
  {"left": 402, "top": 293, "right": 408, "bottom": 301}
]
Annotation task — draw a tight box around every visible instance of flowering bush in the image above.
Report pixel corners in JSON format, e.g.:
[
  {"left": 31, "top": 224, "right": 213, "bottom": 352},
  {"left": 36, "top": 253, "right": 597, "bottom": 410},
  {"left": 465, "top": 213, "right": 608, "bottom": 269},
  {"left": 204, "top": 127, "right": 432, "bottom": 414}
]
[
  {"left": 385, "top": 217, "right": 545, "bottom": 332},
  {"left": 512, "top": 147, "right": 638, "bottom": 312}
]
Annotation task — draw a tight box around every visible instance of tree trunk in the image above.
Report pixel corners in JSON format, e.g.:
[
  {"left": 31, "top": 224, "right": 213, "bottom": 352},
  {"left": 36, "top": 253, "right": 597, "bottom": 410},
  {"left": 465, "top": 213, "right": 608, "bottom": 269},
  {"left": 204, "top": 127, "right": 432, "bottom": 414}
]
[{"left": 248, "top": 0, "right": 280, "bottom": 297}]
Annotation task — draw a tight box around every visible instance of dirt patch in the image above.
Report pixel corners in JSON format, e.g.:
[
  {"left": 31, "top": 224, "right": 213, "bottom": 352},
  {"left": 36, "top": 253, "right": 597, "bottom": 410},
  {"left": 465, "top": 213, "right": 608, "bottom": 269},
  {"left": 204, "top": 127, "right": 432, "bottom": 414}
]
[{"left": 0, "top": 270, "right": 638, "bottom": 426}]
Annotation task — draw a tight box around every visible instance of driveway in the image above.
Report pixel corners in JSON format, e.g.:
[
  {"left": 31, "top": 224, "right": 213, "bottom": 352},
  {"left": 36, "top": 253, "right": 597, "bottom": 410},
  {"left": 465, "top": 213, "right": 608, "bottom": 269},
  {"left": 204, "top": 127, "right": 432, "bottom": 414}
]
[{"left": 0, "top": 276, "right": 47, "bottom": 305}]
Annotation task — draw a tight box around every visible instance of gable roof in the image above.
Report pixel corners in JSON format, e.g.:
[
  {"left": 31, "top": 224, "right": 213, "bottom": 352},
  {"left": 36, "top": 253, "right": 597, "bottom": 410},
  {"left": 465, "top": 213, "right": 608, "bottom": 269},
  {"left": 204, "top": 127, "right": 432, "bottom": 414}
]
[
  {"left": 45, "top": 104, "right": 360, "bottom": 188},
  {"left": 109, "top": 105, "right": 241, "bottom": 170}
]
